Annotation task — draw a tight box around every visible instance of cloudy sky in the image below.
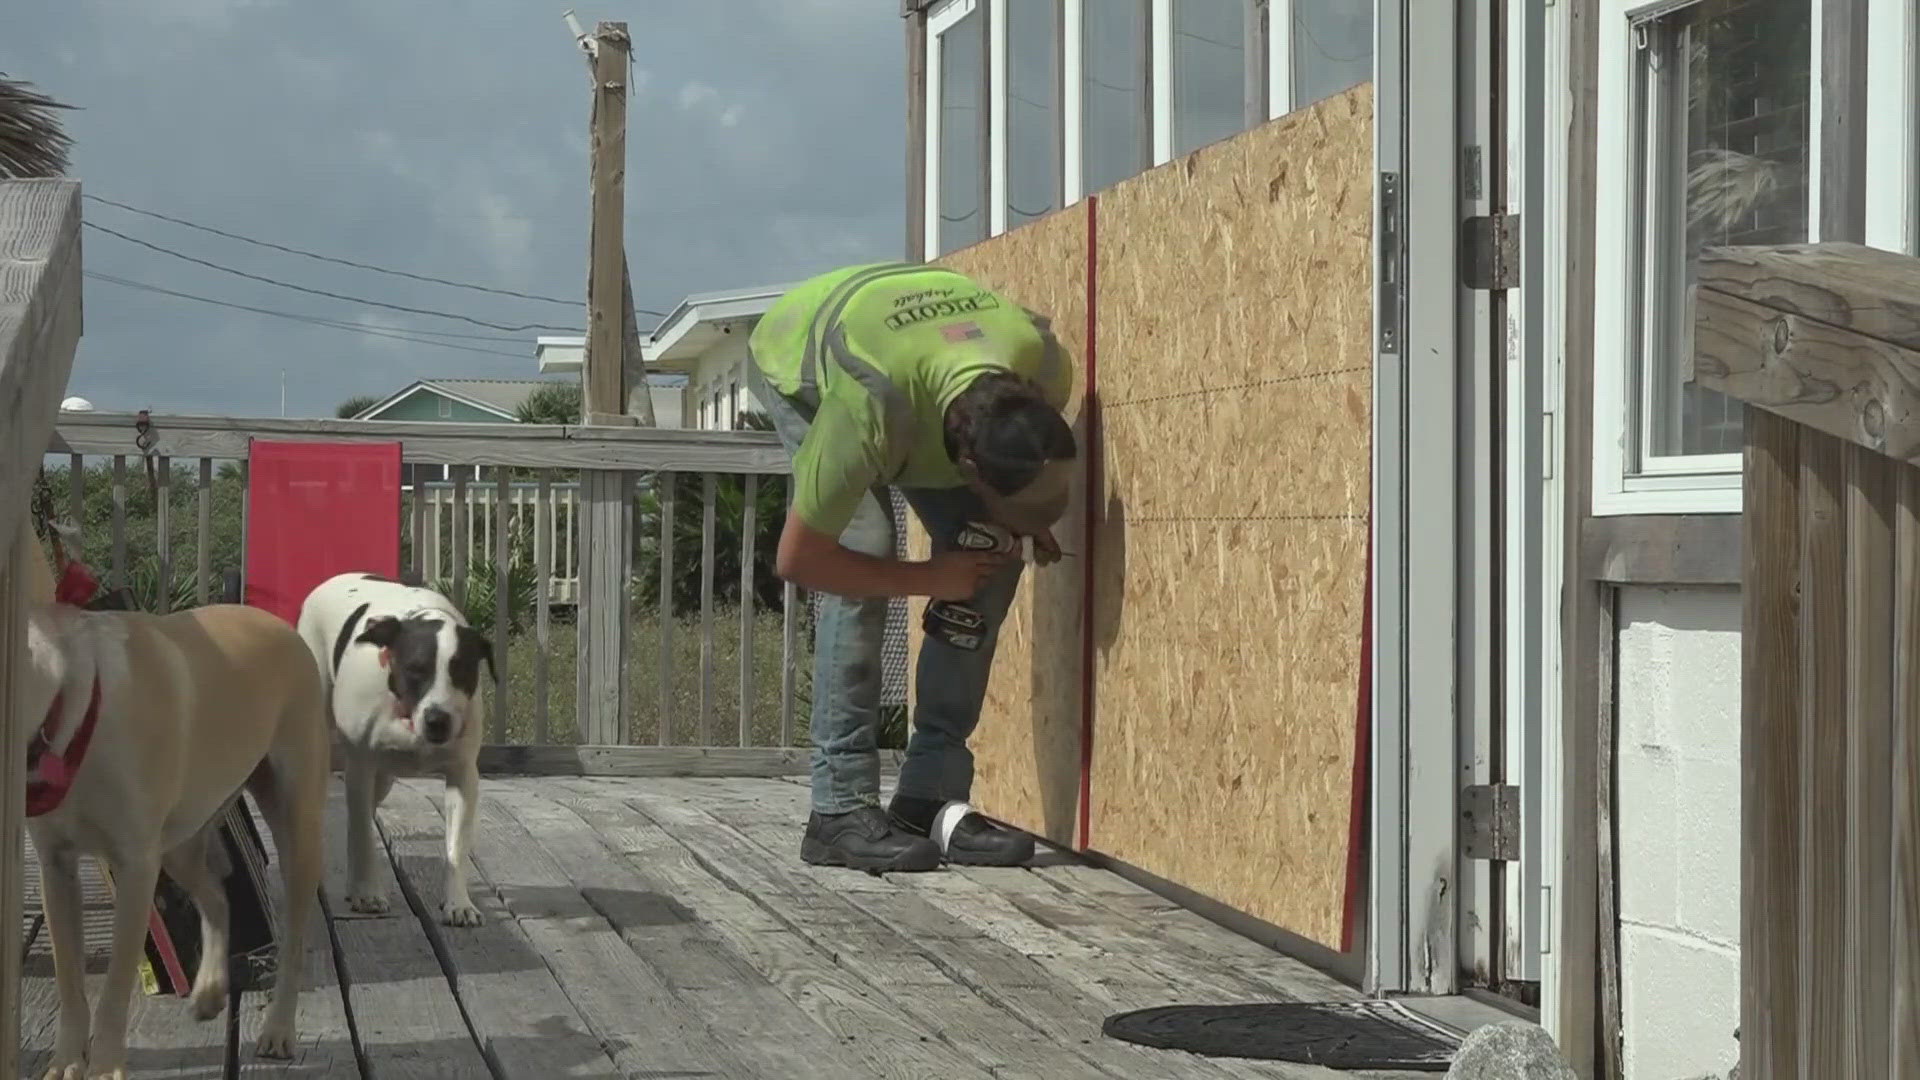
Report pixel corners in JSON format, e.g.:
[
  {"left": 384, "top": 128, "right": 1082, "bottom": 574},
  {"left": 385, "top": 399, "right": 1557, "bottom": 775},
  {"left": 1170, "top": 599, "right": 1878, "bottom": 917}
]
[{"left": 7, "top": 0, "right": 905, "bottom": 418}]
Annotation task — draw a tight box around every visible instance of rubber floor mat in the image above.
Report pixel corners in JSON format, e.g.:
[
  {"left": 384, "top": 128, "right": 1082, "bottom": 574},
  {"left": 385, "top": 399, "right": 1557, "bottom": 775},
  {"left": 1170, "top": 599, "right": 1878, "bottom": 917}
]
[{"left": 1102, "top": 1000, "right": 1462, "bottom": 1071}]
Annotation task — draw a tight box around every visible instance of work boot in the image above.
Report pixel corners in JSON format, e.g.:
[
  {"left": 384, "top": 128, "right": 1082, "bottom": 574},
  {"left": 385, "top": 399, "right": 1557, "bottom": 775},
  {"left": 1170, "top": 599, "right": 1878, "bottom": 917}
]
[
  {"left": 800, "top": 807, "right": 942, "bottom": 873},
  {"left": 888, "top": 795, "right": 1036, "bottom": 867}
]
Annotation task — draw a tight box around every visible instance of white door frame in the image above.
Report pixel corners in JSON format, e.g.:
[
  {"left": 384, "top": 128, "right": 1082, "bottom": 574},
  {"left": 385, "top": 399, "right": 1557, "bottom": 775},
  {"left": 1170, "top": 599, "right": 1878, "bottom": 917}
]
[
  {"left": 1500, "top": 0, "right": 1565, "bottom": 996},
  {"left": 1369, "top": 0, "right": 1464, "bottom": 998}
]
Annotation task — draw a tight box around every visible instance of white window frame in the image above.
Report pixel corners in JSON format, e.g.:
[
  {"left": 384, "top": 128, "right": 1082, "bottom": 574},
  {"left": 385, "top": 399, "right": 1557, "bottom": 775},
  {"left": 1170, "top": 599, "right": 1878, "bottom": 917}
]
[
  {"left": 1594, "top": 0, "right": 1916, "bottom": 515},
  {"left": 1865, "top": 0, "right": 1918, "bottom": 255},
  {"left": 1592, "top": 0, "right": 1804, "bottom": 515},
  {"left": 932, "top": 1, "right": 1382, "bottom": 234},
  {"left": 924, "top": 0, "right": 985, "bottom": 257}
]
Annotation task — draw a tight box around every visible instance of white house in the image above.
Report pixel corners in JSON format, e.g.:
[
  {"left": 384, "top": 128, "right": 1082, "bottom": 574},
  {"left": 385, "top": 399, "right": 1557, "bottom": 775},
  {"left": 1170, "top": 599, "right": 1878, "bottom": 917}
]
[{"left": 536, "top": 281, "right": 789, "bottom": 432}]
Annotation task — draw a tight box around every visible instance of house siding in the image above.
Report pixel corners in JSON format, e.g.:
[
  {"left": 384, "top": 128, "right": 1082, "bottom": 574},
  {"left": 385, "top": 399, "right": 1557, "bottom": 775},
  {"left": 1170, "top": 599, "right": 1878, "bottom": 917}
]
[{"left": 372, "top": 392, "right": 507, "bottom": 424}]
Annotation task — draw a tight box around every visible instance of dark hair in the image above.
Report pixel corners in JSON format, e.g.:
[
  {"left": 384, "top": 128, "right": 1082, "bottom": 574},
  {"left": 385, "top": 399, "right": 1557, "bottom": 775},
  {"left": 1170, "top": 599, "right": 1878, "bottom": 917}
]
[{"left": 943, "top": 372, "right": 1076, "bottom": 495}]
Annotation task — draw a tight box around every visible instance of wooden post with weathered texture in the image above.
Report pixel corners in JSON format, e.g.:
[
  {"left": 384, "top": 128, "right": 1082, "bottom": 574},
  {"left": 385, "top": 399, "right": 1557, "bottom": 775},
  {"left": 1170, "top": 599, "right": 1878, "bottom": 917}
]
[
  {"left": 1691, "top": 241, "right": 1920, "bottom": 1075},
  {"left": 576, "top": 18, "right": 636, "bottom": 745},
  {"left": 0, "top": 179, "right": 86, "bottom": 1080}
]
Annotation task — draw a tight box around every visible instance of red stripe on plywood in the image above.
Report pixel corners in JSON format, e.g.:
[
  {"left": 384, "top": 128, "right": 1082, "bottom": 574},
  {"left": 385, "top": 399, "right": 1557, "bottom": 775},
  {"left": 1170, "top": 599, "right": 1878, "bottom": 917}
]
[
  {"left": 1078, "top": 194, "right": 1100, "bottom": 853},
  {"left": 1341, "top": 523, "right": 1373, "bottom": 954}
]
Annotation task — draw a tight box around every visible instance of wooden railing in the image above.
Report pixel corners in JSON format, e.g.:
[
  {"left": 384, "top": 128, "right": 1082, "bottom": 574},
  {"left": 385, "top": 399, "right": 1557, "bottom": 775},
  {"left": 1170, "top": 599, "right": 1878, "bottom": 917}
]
[
  {"left": 1691, "top": 241, "right": 1920, "bottom": 1076},
  {"left": 414, "top": 479, "right": 582, "bottom": 604},
  {"left": 1, "top": 180, "right": 85, "bottom": 1080},
  {"left": 48, "top": 411, "right": 824, "bottom": 761}
]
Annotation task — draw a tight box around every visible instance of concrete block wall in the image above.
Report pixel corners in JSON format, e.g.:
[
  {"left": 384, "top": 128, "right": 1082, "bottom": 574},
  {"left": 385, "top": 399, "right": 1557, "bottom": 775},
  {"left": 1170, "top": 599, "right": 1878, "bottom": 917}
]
[{"left": 1614, "top": 585, "right": 1742, "bottom": 1080}]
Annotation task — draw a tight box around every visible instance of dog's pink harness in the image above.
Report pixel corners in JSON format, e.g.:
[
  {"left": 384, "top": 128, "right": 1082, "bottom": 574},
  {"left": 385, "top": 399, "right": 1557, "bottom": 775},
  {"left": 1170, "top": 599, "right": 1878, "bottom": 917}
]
[{"left": 26, "top": 556, "right": 106, "bottom": 818}]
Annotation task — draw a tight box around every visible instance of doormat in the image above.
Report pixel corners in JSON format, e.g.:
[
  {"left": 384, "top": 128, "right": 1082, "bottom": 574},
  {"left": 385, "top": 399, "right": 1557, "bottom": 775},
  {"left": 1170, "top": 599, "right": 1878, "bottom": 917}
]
[{"left": 1102, "top": 1000, "right": 1462, "bottom": 1071}]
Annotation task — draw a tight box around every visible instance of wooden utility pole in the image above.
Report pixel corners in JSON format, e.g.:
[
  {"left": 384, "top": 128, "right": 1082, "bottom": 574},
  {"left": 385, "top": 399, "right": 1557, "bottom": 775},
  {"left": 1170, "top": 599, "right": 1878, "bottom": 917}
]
[
  {"left": 574, "top": 13, "right": 657, "bottom": 426},
  {"left": 574, "top": 14, "right": 637, "bottom": 744}
]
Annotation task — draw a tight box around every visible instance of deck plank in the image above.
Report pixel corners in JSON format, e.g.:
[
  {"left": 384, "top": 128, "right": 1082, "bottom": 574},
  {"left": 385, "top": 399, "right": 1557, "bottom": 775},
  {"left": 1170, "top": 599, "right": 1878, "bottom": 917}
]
[
  {"left": 487, "top": 781, "right": 903, "bottom": 1080},
  {"left": 373, "top": 781, "right": 621, "bottom": 1079},
  {"left": 666, "top": 778, "right": 1359, "bottom": 1080},
  {"left": 617, "top": 779, "right": 1151, "bottom": 1080},
  {"left": 19, "top": 848, "right": 113, "bottom": 1079},
  {"left": 235, "top": 793, "right": 360, "bottom": 1080},
  {"left": 408, "top": 780, "right": 752, "bottom": 1079},
  {"left": 639, "top": 778, "right": 1255, "bottom": 1078},
  {"left": 527, "top": 780, "right": 999, "bottom": 1080},
  {"left": 737, "top": 778, "right": 1421, "bottom": 1080},
  {"left": 233, "top": 895, "right": 361, "bottom": 1079},
  {"left": 321, "top": 785, "right": 489, "bottom": 1079}
]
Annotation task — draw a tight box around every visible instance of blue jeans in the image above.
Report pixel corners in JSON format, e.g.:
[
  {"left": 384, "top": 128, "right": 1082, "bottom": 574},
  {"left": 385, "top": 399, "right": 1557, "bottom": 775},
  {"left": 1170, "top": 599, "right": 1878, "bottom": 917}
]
[{"left": 749, "top": 365, "right": 1025, "bottom": 814}]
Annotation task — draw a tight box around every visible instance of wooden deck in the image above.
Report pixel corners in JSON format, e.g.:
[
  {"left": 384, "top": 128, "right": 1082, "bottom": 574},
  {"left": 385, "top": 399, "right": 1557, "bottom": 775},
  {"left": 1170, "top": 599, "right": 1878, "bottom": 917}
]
[{"left": 21, "top": 776, "right": 1439, "bottom": 1079}]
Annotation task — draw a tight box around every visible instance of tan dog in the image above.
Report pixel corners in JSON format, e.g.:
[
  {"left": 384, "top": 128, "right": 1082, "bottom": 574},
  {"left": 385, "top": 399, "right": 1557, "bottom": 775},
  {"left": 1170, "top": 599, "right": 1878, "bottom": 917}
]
[{"left": 14, "top": 520, "right": 330, "bottom": 1079}]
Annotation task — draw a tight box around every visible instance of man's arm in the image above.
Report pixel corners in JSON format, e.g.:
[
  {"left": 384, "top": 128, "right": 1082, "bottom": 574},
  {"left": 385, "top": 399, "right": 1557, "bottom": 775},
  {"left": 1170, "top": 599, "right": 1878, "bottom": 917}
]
[
  {"left": 775, "top": 510, "right": 1006, "bottom": 600},
  {"left": 773, "top": 510, "right": 924, "bottom": 597}
]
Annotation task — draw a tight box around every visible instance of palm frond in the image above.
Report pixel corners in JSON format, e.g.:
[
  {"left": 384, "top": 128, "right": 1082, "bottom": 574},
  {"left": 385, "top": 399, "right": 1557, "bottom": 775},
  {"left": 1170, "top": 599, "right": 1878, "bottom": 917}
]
[
  {"left": 0, "top": 73, "right": 74, "bottom": 179},
  {"left": 1686, "top": 148, "right": 1783, "bottom": 238}
]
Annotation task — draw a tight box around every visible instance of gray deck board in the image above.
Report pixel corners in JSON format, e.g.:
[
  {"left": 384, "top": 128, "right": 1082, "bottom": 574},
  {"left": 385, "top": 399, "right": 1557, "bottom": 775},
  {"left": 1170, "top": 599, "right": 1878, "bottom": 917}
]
[
  {"left": 373, "top": 782, "right": 622, "bottom": 1079},
  {"left": 237, "top": 793, "right": 361, "bottom": 1080},
  {"left": 410, "top": 781, "right": 751, "bottom": 1079},
  {"left": 14, "top": 775, "right": 1451, "bottom": 1079},
  {"left": 321, "top": 786, "right": 489, "bottom": 1079},
  {"left": 644, "top": 778, "right": 1252, "bottom": 1080},
  {"left": 540, "top": 779, "right": 1001, "bottom": 1080},
  {"left": 619, "top": 779, "right": 1138, "bottom": 1080},
  {"left": 491, "top": 782, "right": 904, "bottom": 1080}
]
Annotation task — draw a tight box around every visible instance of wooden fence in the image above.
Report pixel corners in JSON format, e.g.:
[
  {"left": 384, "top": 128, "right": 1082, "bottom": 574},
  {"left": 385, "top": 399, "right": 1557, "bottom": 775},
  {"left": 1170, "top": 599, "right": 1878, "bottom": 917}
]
[
  {"left": 1, "top": 180, "right": 85, "bottom": 1080},
  {"left": 50, "top": 411, "right": 816, "bottom": 761},
  {"left": 414, "top": 479, "right": 582, "bottom": 604},
  {"left": 1692, "top": 241, "right": 1920, "bottom": 1076}
]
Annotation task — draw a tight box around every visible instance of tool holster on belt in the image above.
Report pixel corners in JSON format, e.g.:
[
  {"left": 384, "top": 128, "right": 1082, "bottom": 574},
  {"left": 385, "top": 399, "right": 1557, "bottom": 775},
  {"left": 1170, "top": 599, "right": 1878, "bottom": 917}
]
[{"left": 920, "top": 521, "right": 1017, "bottom": 652}]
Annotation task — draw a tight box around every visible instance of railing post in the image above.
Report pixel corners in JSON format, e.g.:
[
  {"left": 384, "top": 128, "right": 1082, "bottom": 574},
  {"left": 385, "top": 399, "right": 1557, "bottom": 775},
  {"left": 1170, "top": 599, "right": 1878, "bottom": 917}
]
[
  {"left": 576, "top": 468, "right": 631, "bottom": 745},
  {"left": 739, "top": 473, "right": 757, "bottom": 746}
]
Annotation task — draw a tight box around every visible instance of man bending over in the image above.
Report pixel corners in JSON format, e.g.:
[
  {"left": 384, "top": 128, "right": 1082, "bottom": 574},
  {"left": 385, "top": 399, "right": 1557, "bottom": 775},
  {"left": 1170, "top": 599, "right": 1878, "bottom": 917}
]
[{"left": 747, "top": 262, "right": 1076, "bottom": 872}]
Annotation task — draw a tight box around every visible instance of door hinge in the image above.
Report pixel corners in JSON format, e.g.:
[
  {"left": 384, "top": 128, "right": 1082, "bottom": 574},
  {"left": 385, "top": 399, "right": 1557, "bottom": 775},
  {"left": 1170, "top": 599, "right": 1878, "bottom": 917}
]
[
  {"left": 1378, "top": 171, "right": 1403, "bottom": 353},
  {"left": 1462, "top": 212, "right": 1521, "bottom": 291},
  {"left": 1461, "top": 783, "right": 1521, "bottom": 861}
]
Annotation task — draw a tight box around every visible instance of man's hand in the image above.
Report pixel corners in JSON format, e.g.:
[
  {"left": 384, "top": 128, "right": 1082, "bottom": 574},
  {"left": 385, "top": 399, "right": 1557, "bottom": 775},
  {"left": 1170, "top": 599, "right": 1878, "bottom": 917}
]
[
  {"left": 1031, "top": 529, "right": 1064, "bottom": 566},
  {"left": 923, "top": 550, "right": 1010, "bottom": 601}
]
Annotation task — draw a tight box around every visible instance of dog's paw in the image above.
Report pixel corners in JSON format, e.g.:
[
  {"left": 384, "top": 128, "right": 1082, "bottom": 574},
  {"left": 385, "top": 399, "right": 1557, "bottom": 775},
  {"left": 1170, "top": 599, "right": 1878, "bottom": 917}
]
[
  {"left": 41, "top": 1060, "right": 83, "bottom": 1080},
  {"left": 346, "top": 891, "right": 390, "bottom": 915},
  {"left": 254, "top": 1022, "right": 296, "bottom": 1060},
  {"left": 82, "top": 1068, "right": 126, "bottom": 1080},
  {"left": 441, "top": 899, "right": 483, "bottom": 927},
  {"left": 190, "top": 975, "right": 229, "bottom": 1021}
]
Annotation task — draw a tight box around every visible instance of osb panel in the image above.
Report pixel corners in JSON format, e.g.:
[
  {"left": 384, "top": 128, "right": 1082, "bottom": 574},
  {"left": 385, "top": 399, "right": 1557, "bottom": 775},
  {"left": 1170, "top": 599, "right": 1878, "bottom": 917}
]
[
  {"left": 898, "top": 205, "right": 1089, "bottom": 846},
  {"left": 1089, "top": 82, "right": 1374, "bottom": 947}
]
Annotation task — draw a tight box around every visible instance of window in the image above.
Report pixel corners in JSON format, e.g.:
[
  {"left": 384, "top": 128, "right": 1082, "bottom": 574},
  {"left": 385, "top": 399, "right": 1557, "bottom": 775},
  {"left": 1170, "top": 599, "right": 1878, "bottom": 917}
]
[
  {"left": 924, "top": 0, "right": 1374, "bottom": 243},
  {"left": 1595, "top": 0, "right": 1810, "bottom": 514},
  {"left": 1288, "top": 0, "right": 1371, "bottom": 110},
  {"left": 929, "top": 0, "right": 988, "bottom": 256},
  {"left": 437, "top": 395, "right": 452, "bottom": 419},
  {"left": 1082, "top": 0, "right": 1151, "bottom": 194},
  {"left": 1170, "top": 0, "right": 1249, "bottom": 156},
  {"left": 1006, "top": 2, "right": 1061, "bottom": 227}
]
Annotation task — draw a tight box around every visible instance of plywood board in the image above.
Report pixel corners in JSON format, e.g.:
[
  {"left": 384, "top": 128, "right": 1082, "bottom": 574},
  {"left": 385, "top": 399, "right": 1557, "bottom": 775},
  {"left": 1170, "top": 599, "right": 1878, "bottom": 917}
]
[
  {"left": 1089, "top": 83, "right": 1374, "bottom": 948},
  {"left": 905, "top": 203, "right": 1090, "bottom": 847}
]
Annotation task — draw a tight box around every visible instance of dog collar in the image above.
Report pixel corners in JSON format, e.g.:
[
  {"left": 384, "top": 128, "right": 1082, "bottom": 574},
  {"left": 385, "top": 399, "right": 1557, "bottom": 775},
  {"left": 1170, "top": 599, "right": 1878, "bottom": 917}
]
[{"left": 26, "top": 675, "right": 102, "bottom": 818}]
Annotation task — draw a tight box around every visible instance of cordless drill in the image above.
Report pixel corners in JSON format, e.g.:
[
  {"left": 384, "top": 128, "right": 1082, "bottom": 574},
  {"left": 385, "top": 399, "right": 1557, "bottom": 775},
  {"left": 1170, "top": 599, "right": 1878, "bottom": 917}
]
[{"left": 921, "top": 521, "right": 1018, "bottom": 652}]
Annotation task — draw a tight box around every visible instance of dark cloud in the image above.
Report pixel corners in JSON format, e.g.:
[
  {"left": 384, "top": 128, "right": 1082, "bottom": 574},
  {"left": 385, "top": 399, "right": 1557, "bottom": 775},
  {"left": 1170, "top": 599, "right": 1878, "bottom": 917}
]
[{"left": 7, "top": 0, "right": 905, "bottom": 416}]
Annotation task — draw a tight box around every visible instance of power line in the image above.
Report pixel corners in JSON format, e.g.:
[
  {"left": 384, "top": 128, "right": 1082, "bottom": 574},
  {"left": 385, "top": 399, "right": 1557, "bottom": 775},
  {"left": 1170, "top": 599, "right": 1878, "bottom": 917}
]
[
  {"left": 85, "top": 271, "right": 532, "bottom": 359},
  {"left": 84, "top": 221, "right": 588, "bottom": 334},
  {"left": 81, "top": 193, "right": 636, "bottom": 311}
]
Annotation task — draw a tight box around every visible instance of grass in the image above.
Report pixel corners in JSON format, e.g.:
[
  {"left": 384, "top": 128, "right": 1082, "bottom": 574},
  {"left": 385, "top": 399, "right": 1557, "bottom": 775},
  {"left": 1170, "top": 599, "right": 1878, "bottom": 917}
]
[{"left": 501, "top": 607, "right": 812, "bottom": 748}]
